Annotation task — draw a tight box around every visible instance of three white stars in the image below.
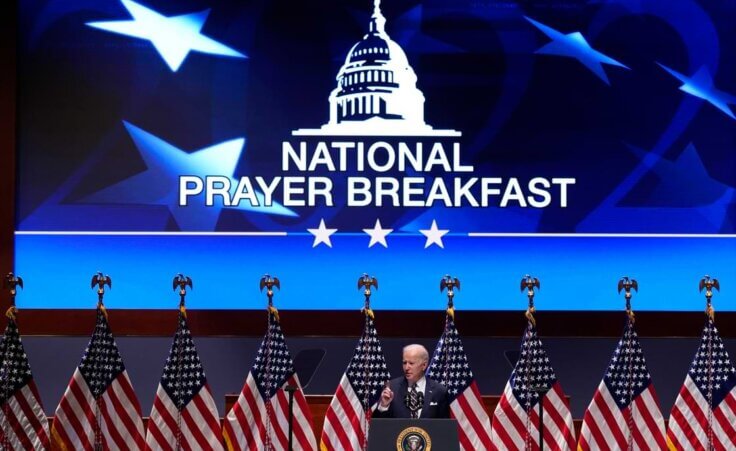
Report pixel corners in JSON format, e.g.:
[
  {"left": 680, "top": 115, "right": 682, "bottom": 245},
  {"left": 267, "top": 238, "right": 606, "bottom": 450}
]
[
  {"left": 363, "top": 219, "right": 393, "bottom": 248},
  {"left": 308, "top": 219, "right": 337, "bottom": 248},
  {"left": 308, "top": 219, "right": 448, "bottom": 248},
  {"left": 419, "top": 220, "right": 449, "bottom": 249}
]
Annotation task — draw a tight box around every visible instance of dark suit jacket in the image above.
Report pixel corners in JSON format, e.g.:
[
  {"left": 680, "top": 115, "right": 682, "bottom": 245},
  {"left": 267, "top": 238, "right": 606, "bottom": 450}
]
[{"left": 372, "top": 376, "right": 450, "bottom": 419}]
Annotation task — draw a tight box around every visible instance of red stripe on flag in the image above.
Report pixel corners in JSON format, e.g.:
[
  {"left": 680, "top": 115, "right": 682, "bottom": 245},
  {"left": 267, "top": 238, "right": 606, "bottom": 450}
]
[
  {"left": 323, "top": 398, "right": 354, "bottom": 451},
  {"left": 527, "top": 408, "right": 555, "bottom": 451},
  {"left": 181, "top": 404, "right": 212, "bottom": 450},
  {"left": 633, "top": 390, "right": 666, "bottom": 449},
  {"left": 99, "top": 392, "right": 129, "bottom": 450},
  {"left": 222, "top": 411, "right": 239, "bottom": 451},
  {"left": 5, "top": 402, "right": 34, "bottom": 450},
  {"left": 226, "top": 400, "right": 252, "bottom": 451},
  {"left": 146, "top": 417, "right": 174, "bottom": 451},
  {"left": 548, "top": 384, "right": 576, "bottom": 450},
  {"left": 622, "top": 405, "right": 646, "bottom": 450},
  {"left": 669, "top": 403, "right": 704, "bottom": 450},
  {"left": 715, "top": 394, "right": 736, "bottom": 448},
  {"left": 271, "top": 391, "right": 290, "bottom": 447},
  {"left": 591, "top": 391, "right": 627, "bottom": 449},
  {"left": 580, "top": 410, "right": 609, "bottom": 451},
  {"left": 335, "top": 384, "right": 365, "bottom": 446},
  {"left": 240, "top": 391, "right": 263, "bottom": 450},
  {"left": 114, "top": 374, "right": 145, "bottom": 445},
  {"left": 491, "top": 417, "right": 519, "bottom": 451},
  {"left": 498, "top": 394, "right": 529, "bottom": 443},
  {"left": 61, "top": 381, "right": 95, "bottom": 450},
  {"left": 292, "top": 383, "right": 317, "bottom": 450},
  {"left": 26, "top": 382, "right": 51, "bottom": 447},
  {"left": 116, "top": 374, "right": 143, "bottom": 417},
  {"left": 151, "top": 395, "right": 179, "bottom": 448},
  {"left": 678, "top": 386, "right": 710, "bottom": 435},
  {"left": 455, "top": 387, "right": 492, "bottom": 449},
  {"left": 193, "top": 388, "right": 224, "bottom": 445},
  {"left": 107, "top": 377, "right": 144, "bottom": 446},
  {"left": 456, "top": 427, "right": 474, "bottom": 451}
]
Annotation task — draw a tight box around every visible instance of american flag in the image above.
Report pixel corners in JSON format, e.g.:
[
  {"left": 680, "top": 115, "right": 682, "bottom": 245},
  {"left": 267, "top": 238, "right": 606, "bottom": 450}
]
[
  {"left": 223, "top": 311, "right": 317, "bottom": 451},
  {"left": 51, "top": 307, "right": 145, "bottom": 450},
  {"left": 491, "top": 323, "right": 576, "bottom": 450},
  {"left": 667, "top": 318, "right": 736, "bottom": 450},
  {"left": 320, "top": 310, "right": 390, "bottom": 451},
  {"left": 146, "top": 311, "right": 223, "bottom": 450},
  {"left": 578, "top": 319, "right": 667, "bottom": 450},
  {"left": 427, "top": 313, "right": 493, "bottom": 451},
  {"left": 0, "top": 318, "right": 49, "bottom": 450}
]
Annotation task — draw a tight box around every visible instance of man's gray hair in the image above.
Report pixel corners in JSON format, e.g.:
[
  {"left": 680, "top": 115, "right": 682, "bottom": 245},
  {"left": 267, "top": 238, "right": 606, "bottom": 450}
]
[{"left": 403, "top": 344, "right": 429, "bottom": 363}]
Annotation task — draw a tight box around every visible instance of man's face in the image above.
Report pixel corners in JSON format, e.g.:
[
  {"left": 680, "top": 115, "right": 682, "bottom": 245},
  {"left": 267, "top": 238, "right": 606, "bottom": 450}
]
[{"left": 402, "top": 350, "right": 427, "bottom": 384}]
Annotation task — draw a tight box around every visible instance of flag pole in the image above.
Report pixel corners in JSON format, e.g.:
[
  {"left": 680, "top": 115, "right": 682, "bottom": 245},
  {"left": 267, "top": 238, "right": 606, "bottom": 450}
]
[
  {"left": 357, "top": 273, "right": 378, "bottom": 451},
  {"left": 699, "top": 275, "right": 719, "bottom": 451},
  {"left": 617, "top": 276, "right": 638, "bottom": 451},
  {"left": 172, "top": 274, "right": 192, "bottom": 451},
  {"left": 90, "top": 272, "right": 112, "bottom": 451},
  {"left": 520, "top": 275, "right": 543, "bottom": 451},
  {"left": 439, "top": 275, "right": 460, "bottom": 390},
  {"left": 2, "top": 273, "right": 23, "bottom": 451},
  {"left": 260, "top": 274, "right": 281, "bottom": 451}
]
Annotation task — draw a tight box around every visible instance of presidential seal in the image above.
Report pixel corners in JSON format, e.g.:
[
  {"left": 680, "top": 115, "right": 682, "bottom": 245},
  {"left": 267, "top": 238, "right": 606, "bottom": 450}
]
[{"left": 395, "top": 426, "right": 431, "bottom": 451}]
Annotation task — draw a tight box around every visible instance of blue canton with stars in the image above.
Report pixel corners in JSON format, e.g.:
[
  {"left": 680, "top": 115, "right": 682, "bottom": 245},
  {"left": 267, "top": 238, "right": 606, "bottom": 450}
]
[
  {"left": 251, "top": 313, "right": 296, "bottom": 400},
  {"left": 0, "top": 320, "right": 34, "bottom": 404},
  {"left": 427, "top": 315, "right": 474, "bottom": 401},
  {"left": 160, "top": 314, "right": 207, "bottom": 409},
  {"left": 602, "top": 320, "right": 653, "bottom": 410},
  {"left": 78, "top": 309, "right": 126, "bottom": 398},
  {"left": 345, "top": 315, "right": 390, "bottom": 408},
  {"left": 687, "top": 319, "right": 736, "bottom": 407},
  {"left": 508, "top": 325, "right": 557, "bottom": 409}
]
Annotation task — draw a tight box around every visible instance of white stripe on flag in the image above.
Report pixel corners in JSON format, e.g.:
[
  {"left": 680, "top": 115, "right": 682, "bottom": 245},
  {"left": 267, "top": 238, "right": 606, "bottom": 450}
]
[
  {"left": 146, "top": 385, "right": 178, "bottom": 450},
  {"left": 451, "top": 387, "right": 491, "bottom": 451},
  {"left": 583, "top": 383, "right": 622, "bottom": 449},
  {"left": 542, "top": 387, "right": 573, "bottom": 450},
  {"left": 20, "top": 385, "right": 50, "bottom": 447},
  {"left": 182, "top": 392, "right": 224, "bottom": 450},
  {"left": 327, "top": 376, "right": 365, "bottom": 450},
  {"left": 496, "top": 383, "right": 530, "bottom": 450},
  {"left": 60, "top": 370, "right": 96, "bottom": 448}
]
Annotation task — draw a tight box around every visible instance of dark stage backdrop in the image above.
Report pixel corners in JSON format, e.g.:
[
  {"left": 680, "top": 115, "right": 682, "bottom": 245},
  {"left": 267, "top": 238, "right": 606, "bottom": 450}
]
[{"left": 13, "top": 0, "right": 736, "bottom": 311}]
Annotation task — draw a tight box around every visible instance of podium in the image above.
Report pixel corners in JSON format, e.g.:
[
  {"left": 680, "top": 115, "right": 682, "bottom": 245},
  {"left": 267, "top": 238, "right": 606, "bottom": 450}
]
[{"left": 367, "top": 418, "right": 459, "bottom": 451}]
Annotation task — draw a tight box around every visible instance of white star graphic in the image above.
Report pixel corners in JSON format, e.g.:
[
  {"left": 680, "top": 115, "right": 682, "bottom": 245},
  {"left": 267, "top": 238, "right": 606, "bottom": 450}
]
[
  {"left": 308, "top": 219, "right": 337, "bottom": 248},
  {"left": 363, "top": 219, "right": 393, "bottom": 248},
  {"left": 86, "top": 0, "right": 246, "bottom": 71},
  {"left": 419, "top": 220, "right": 449, "bottom": 249}
]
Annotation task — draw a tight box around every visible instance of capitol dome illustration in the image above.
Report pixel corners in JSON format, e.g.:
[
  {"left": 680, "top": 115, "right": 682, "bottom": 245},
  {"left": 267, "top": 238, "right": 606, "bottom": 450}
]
[{"left": 293, "top": 0, "right": 459, "bottom": 136}]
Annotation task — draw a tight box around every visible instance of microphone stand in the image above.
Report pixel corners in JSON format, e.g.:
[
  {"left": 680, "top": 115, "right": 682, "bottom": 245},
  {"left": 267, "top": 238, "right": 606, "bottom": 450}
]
[
  {"left": 530, "top": 386, "right": 546, "bottom": 451},
  {"left": 285, "top": 385, "right": 298, "bottom": 451}
]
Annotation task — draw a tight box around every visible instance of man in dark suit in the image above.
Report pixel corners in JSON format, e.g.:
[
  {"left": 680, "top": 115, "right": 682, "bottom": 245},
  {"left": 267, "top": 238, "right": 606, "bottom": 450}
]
[{"left": 373, "top": 344, "right": 450, "bottom": 419}]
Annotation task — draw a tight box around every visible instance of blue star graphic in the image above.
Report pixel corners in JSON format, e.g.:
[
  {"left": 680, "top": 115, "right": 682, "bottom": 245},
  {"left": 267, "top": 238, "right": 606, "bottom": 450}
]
[
  {"left": 525, "top": 16, "right": 629, "bottom": 85},
  {"left": 86, "top": 0, "right": 246, "bottom": 71},
  {"left": 85, "top": 122, "right": 295, "bottom": 231},
  {"left": 626, "top": 143, "right": 730, "bottom": 206},
  {"left": 657, "top": 64, "right": 736, "bottom": 120},
  {"left": 579, "top": 143, "right": 734, "bottom": 233}
]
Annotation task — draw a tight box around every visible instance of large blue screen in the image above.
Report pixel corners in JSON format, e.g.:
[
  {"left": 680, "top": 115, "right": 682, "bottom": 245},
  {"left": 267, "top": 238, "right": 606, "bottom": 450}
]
[{"left": 16, "top": 0, "right": 736, "bottom": 310}]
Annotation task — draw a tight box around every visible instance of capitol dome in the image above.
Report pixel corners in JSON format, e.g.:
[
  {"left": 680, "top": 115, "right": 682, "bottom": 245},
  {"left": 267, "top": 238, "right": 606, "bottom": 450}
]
[
  {"left": 293, "top": 0, "right": 459, "bottom": 136},
  {"left": 327, "top": 0, "right": 426, "bottom": 131}
]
